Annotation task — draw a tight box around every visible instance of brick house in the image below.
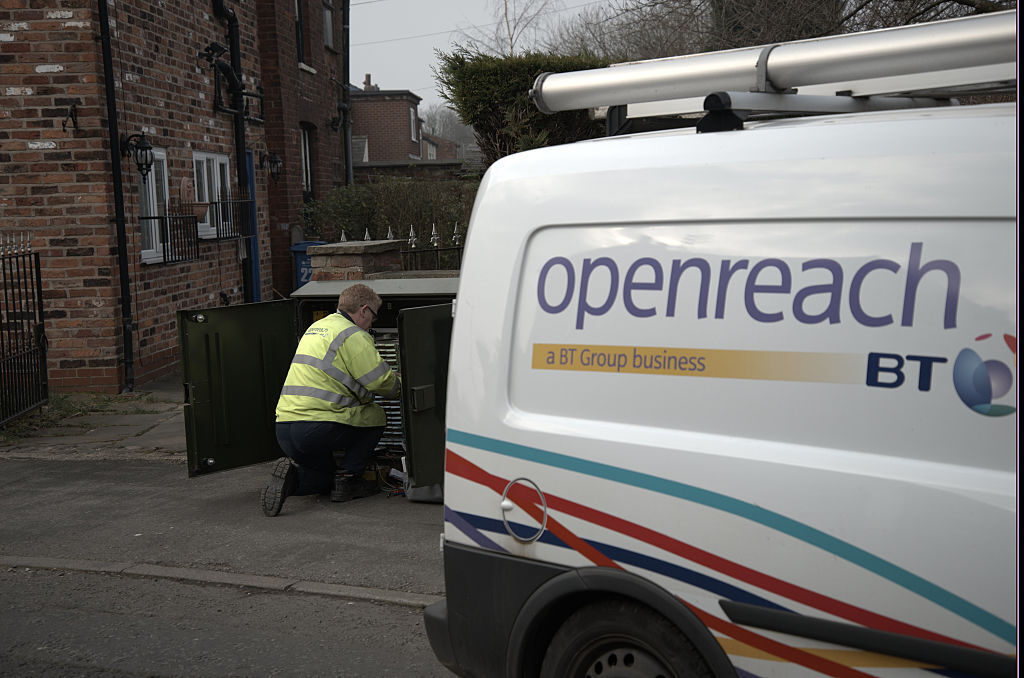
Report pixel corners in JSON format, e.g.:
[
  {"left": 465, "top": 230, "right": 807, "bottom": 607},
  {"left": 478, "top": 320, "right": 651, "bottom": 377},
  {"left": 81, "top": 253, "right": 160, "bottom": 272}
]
[
  {"left": 0, "top": 0, "right": 344, "bottom": 394},
  {"left": 349, "top": 74, "right": 464, "bottom": 184},
  {"left": 422, "top": 132, "right": 458, "bottom": 161},
  {"left": 259, "top": 0, "right": 346, "bottom": 296},
  {"left": 350, "top": 74, "right": 424, "bottom": 163}
]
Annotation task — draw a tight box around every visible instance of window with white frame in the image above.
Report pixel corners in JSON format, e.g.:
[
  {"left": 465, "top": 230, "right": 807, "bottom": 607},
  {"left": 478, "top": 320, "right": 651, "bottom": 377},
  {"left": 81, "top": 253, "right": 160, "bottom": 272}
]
[
  {"left": 323, "top": 2, "right": 335, "bottom": 49},
  {"left": 409, "top": 106, "right": 418, "bottom": 142},
  {"left": 139, "top": 148, "right": 169, "bottom": 264},
  {"left": 193, "top": 151, "right": 231, "bottom": 239},
  {"left": 300, "top": 124, "right": 315, "bottom": 202},
  {"left": 352, "top": 135, "right": 369, "bottom": 162}
]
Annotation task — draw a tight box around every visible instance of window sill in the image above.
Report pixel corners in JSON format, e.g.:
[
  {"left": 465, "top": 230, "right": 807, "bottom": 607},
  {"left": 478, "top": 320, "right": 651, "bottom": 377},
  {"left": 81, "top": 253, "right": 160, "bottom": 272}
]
[{"left": 298, "top": 62, "right": 317, "bottom": 74}]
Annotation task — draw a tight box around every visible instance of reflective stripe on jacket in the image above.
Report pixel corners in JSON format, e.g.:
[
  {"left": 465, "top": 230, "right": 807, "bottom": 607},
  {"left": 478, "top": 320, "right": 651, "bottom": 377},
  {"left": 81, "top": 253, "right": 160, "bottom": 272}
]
[{"left": 275, "top": 312, "right": 400, "bottom": 426}]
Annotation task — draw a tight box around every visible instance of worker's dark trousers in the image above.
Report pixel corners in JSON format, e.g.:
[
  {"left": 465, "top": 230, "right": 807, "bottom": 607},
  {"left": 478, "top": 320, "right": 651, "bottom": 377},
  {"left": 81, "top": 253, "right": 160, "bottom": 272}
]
[{"left": 275, "top": 421, "right": 384, "bottom": 495}]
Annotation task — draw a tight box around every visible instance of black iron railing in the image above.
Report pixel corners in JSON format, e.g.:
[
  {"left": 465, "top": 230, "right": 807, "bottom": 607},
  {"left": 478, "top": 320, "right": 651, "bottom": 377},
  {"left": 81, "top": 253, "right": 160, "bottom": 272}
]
[
  {"left": 171, "top": 196, "right": 252, "bottom": 244},
  {"left": 1, "top": 235, "right": 48, "bottom": 426},
  {"left": 209, "top": 198, "right": 254, "bottom": 240},
  {"left": 399, "top": 224, "right": 464, "bottom": 271},
  {"left": 401, "top": 245, "right": 464, "bottom": 271},
  {"left": 139, "top": 212, "right": 200, "bottom": 264}
]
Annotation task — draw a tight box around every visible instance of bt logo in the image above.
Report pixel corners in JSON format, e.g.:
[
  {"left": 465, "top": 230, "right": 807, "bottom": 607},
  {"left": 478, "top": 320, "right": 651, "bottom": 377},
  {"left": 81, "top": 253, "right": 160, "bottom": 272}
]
[
  {"left": 952, "top": 333, "right": 1016, "bottom": 417},
  {"left": 866, "top": 333, "right": 1016, "bottom": 417}
]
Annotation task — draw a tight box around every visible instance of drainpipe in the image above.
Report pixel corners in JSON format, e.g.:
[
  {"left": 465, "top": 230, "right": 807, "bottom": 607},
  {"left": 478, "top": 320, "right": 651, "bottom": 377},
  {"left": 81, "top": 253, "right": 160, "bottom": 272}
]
[
  {"left": 212, "top": 0, "right": 248, "bottom": 191},
  {"left": 97, "top": 0, "right": 136, "bottom": 393},
  {"left": 212, "top": 0, "right": 253, "bottom": 302},
  {"left": 342, "top": 0, "right": 353, "bottom": 185}
]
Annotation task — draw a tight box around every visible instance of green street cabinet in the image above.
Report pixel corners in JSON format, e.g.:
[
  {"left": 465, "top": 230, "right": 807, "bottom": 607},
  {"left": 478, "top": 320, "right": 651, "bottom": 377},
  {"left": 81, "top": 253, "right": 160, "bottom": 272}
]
[{"left": 176, "top": 276, "right": 458, "bottom": 500}]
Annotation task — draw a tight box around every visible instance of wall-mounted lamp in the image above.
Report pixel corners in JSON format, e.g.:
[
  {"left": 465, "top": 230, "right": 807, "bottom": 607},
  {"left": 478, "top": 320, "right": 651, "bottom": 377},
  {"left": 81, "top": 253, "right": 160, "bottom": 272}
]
[
  {"left": 267, "top": 153, "right": 283, "bottom": 183},
  {"left": 120, "top": 132, "right": 154, "bottom": 182},
  {"left": 328, "top": 103, "right": 347, "bottom": 133}
]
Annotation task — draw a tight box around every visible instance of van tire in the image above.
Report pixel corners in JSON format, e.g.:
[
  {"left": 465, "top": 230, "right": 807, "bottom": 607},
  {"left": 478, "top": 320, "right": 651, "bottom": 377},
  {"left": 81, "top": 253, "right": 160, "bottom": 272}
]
[{"left": 539, "top": 599, "right": 714, "bottom": 678}]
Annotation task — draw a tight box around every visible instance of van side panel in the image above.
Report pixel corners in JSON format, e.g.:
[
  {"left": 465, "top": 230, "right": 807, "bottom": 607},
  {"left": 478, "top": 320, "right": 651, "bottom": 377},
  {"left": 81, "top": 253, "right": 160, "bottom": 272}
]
[{"left": 440, "top": 105, "right": 1016, "bottom": 677}]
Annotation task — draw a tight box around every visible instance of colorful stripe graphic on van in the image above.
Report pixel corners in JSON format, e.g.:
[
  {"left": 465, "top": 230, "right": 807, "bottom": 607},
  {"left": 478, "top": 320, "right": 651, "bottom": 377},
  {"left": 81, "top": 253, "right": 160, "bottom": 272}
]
[
  {"left": 445, "top": 429, "right": 1014, "bottom": 650},
  {"left": 447, "top": 505, "right": 983, "bottom": 674},
  {"left": 444, "top": 452, "right": 906, "bottom": 676},
  {"left": 443, "top": 446, "right": 1013, "bottom": 676},
  {"left": 448, "top": 507, "right": 943, "bottom": 676}
]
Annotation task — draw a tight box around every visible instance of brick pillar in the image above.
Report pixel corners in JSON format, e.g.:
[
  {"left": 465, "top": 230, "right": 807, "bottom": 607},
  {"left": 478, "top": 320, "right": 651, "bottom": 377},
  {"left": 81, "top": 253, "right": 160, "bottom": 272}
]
[{"left": 308, "top": 240, "right": 402, "bottom": 280}]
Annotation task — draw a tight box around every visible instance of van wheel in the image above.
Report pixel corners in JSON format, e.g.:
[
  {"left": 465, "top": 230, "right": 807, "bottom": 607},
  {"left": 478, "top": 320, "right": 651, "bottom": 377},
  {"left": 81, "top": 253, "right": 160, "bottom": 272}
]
[{"left": 539, "top": 599, "right": 713, "bottom": 678}]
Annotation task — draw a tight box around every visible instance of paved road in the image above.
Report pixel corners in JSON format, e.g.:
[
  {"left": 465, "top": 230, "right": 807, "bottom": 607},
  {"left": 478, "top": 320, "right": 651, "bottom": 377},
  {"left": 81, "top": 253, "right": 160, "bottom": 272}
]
[
  {"left": 0, "top": 457, "right": 445, "bottom": 597},
  {"left": 0, "top": 455, "right": 450, "bottom": 676},
  {"left": 0, "top": 372, "right": 454, "bottom": 675},
  {"left": 1, "top": 566, "right": 449, "bottom": 677}
]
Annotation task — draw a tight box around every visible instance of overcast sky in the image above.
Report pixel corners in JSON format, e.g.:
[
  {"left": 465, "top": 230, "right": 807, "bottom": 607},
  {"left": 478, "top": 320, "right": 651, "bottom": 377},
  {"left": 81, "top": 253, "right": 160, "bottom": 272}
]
[{"left": 349, "top": 0, "right": 611, "bottom": 112}]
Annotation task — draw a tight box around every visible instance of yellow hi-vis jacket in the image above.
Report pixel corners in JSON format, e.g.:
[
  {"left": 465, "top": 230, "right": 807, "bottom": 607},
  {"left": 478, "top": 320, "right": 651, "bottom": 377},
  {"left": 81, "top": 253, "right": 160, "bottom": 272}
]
[{"left": 275, "top": 312, "right": 400, "bottom": 427}]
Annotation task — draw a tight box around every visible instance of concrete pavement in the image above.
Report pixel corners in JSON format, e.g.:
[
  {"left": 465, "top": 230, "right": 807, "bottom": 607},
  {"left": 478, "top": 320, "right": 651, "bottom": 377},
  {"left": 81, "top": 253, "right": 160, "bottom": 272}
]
[
  {"left": 0, "top": 372, "right": 446, "bottom": 609},
  {"left": 0, "top": 372, "right": 191, "bottom": 462}
]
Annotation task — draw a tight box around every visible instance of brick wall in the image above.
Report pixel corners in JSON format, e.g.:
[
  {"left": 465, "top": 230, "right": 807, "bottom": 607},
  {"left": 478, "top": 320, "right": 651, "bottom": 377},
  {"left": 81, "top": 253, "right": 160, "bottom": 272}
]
[
  {"left": 257, "top": 0, "right": 345, "bottom": 297},
  {"left": 308, "top": 240, "right": 402, "bottom": 281},
  {"left": 1, "top": 0, "right": 278, "bottom": 393},
  {"left": 350, "top": 90, "right": 422, "bottom": 162}
]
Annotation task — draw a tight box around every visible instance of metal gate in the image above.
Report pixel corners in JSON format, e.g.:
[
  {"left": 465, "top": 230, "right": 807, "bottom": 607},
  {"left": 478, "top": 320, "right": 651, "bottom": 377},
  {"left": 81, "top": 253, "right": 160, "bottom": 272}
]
[{"left": 1, "top": 235, "right": 48, "bottom": 426}]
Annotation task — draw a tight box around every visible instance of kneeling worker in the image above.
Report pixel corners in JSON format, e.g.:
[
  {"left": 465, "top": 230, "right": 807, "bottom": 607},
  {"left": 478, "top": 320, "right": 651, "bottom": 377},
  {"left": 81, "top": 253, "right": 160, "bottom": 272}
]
[{"left": 262, "top": 283, "right": 401, "bottom": 516}]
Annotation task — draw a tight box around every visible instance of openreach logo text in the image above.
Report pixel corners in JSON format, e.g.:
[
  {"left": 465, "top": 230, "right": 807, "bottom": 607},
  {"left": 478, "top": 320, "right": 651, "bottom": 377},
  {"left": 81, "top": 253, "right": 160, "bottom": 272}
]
[
  {"left": 534, "top": 242, "right": 1015, "bottom": 416},
  {"left": 536, "top": 242, "right": 959, "bottom": 331}
]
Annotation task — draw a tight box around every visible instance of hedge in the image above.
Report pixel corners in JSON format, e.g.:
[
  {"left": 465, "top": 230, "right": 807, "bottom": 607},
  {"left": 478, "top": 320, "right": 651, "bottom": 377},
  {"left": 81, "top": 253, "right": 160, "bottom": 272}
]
[
  {"left": 300, "top": 177, "right": 479, "bottom": 247},
  {"left": 435, "top": 48, "right": 610, "bottom": 167}
]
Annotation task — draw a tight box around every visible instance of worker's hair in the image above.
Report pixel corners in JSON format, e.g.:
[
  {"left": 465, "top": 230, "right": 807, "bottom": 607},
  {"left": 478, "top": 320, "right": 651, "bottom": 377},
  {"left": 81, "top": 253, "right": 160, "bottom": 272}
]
[{"left": 337, "top": 283, "right": 381, "bottom": 314}]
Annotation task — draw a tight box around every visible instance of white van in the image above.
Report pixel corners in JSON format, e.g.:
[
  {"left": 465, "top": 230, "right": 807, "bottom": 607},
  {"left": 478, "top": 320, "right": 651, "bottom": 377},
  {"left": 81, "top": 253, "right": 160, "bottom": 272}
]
[{"left": 424, "top": 11, "right": 1017, "bottom": 678}]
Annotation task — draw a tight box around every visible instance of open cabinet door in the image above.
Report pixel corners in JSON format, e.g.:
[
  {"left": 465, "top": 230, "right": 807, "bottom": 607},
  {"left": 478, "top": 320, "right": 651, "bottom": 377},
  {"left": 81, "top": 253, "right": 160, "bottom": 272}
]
[
  {"left": 178, "top": 300, "right": 298, "bottom": 477},
  {"left": 398, "top": 303, "right": 452, "bottom": 494}
]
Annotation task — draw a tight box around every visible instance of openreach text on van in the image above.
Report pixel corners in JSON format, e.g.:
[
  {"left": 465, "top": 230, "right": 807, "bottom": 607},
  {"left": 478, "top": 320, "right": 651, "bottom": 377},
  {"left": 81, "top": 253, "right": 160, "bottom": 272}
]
[{"left": 537, "top": 242, "right": 960, "bottom": 330}]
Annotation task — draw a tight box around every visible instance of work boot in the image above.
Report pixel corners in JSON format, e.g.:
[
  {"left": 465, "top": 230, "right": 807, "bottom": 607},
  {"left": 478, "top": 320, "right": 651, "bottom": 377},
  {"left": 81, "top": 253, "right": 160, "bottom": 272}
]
[
  {"left": 261, "top": 458, "right": 298, "bottom": 517},
  {"left": 331, "top": 472, "right": 379, "bottom": 503}
]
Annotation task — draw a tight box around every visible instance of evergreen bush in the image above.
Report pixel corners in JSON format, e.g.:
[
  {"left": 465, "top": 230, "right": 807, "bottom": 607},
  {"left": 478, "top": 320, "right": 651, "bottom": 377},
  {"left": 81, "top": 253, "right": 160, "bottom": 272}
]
[{"left": 435, "top": 49, "right": 609, "bottom": 167}]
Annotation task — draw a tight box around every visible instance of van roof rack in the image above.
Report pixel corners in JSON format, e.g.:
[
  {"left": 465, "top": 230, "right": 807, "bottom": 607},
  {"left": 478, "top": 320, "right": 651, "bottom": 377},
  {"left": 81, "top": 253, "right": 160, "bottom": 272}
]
[{"left": 530, "top": 10, "right": 1016, "bottom": 135}]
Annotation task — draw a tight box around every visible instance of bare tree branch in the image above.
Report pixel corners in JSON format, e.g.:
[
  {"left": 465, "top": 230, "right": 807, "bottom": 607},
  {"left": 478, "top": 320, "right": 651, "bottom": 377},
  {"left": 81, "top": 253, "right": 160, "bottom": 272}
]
[
  {"left": 421, "top": 103, "right": 476, "bottom": 146},
  {"left": 544, "top": 0, "right": 1016, "bottom": 60},
  {"left": 458, "top": 0, "right": 563, "bottom": 56}
]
